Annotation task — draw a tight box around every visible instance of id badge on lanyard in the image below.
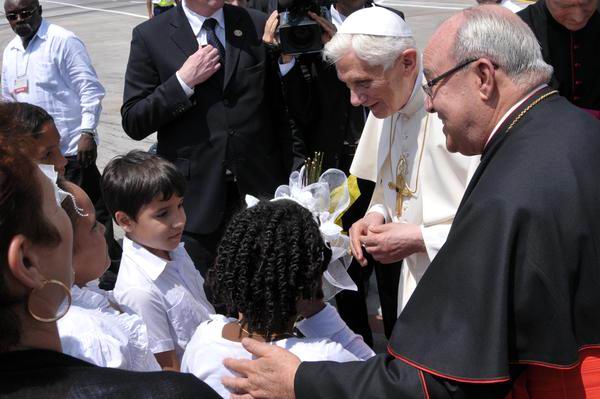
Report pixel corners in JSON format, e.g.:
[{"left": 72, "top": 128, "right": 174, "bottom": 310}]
[
  {"left": 14, "top": 77, "right": 28, "bottom": 94},
  {"left": 14, "top": 51, "right": 31, "bottom": 95}
]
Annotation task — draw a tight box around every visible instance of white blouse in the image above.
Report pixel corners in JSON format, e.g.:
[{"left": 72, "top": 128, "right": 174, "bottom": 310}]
[
  {"left": 181, "top": 313, "right": 360, "bottom": 398},
  {"left": 58, "top": 284, "right": 161, "bottom": 371},
  {"left": 114, "top": 237, "right": 215, "bottom": 360}
]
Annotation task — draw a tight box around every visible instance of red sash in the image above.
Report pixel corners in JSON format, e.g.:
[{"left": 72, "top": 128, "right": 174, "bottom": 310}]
[{"left": 507, "top": 348, "right": 600, "bottom": 399}]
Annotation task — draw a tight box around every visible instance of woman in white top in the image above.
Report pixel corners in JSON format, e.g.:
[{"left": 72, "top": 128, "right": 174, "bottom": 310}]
[
  {"left": 182, "top": 200, "right": 374, "bottom": 397},
  {"left": 57, "top": 180, "right": 160, "bottom": 371}
]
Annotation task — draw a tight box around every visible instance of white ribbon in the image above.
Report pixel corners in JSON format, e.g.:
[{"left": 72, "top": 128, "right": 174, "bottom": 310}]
[{"left": 246, "top": 166, "right": 358, "bottom": 300}]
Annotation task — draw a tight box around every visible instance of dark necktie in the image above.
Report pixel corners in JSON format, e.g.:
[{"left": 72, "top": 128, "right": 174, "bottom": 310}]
[{"left": 203, "top": 18, "right": 225, "bottom": 66}]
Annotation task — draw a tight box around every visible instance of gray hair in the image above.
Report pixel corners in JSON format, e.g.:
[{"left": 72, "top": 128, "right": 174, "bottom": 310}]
[
  {"left": 323, "top": 33, "right": 417, "bottom": 71},
  {"left": 453, "top": 6, "right": 553, "bottom": 88}
]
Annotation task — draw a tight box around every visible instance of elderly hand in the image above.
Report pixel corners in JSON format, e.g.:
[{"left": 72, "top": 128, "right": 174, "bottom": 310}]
[
  {"left": 362, "top": 223, "right": 425, "bottom": 264},
  {"left": 77, "top": 133, "right": 97, "bottom": 168},
  {"left": 223, "top": 338, "right": 300, "bottom": 399},
  {"left": 177, "top": 45, "right": 221, "bottom": 88},
  {"left": 349, "top": 212, "right": 385, "bottom": 266},
  {"left": 307, "top": 11, "right": 337, "bottom": 45}
]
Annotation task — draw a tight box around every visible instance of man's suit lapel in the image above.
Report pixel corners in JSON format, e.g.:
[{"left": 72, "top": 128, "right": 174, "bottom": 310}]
[
  {"left": 223, "top": 4, "right": 244, "bottom": 90},
  {"left": 170, "top": 5, "right": 198, "bottom": 59}
]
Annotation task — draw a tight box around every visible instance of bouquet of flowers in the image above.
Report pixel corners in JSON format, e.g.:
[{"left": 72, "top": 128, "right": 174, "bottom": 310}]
[{"left": 246, "top": 153, "right": 357, "bottom": 300}]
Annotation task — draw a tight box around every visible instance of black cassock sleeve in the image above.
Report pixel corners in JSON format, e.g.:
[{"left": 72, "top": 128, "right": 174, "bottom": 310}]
[{"left": 295, "top": 355, "right": 516, "bottom": 399}]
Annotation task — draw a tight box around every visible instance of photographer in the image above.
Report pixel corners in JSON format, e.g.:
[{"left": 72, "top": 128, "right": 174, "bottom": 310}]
[{"left": 264, "top": 0, "right": 384, "bottom": 346}]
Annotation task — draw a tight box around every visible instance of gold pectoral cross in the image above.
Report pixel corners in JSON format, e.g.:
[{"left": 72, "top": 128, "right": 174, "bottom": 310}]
[
  {"left": 387, "top": 155, "right": 414, "bottom": 216},
  {"left": 388, "top": 176, "right": 414, "bottom": 216}
]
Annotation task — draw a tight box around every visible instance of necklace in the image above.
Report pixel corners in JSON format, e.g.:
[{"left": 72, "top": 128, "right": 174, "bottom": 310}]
[
  {"left": 387, "top": 113, "right": 429, "bottom": 216},
  {"left": 506, "top": 90, "right": 559, "bottom": 132}
]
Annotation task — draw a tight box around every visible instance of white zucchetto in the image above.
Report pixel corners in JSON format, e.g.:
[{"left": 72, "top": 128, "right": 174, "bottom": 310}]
[{"left": 337, "top": 6, "right": 413, "bottom": 38}]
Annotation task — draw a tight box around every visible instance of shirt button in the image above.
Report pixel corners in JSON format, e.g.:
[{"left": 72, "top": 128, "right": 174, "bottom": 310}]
[
  {"left": 574, "top": 63, "right": 582, "bottom": 69},
  {"left": 228, "top": 129, "right": 235, "bottom": 136},
  {"left": 573, "top": 43, "right": 581, "bottom": 50},
  {"left": 575, "top": 80, "right": 583, "bottom": 86}
]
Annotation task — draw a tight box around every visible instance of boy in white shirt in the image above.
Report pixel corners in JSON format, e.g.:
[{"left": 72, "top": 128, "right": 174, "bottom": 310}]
[{"left": 101, "top": 151, "right": 215, "bottom": 371}]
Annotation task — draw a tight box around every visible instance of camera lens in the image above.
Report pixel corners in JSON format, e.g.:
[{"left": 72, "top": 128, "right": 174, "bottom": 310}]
[{"left": 289, "top": 26, "right": 315, "bottom": 49}]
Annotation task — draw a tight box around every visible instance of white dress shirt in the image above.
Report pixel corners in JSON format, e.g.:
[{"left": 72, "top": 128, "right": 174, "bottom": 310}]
[
  {"left": 176, "top": 1, "right": 226, "bottom": 96},
  {"left": 1, "top": 19, "right": 105, "bottom": 157},
  {"left": 296, "top": 303, "right": 375, "bottom": 360},
  {"left": 181, "top": 313, "right": 359, "bottom": 398},
  {"left": 114, "top": 237, "right": 215, "bottom": 360},
  {"left": 58, "top": 284, "right": 161, "bottom": 371}
]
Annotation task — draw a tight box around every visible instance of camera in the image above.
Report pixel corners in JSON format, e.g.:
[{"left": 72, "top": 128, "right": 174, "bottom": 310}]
[{"left": 278, "top": 0, "right": 331, "bottom": 55}]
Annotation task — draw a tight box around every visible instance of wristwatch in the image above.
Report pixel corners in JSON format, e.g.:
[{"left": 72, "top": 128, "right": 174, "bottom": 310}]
[{"left": 80, "top": 129, "right": 97, "bottom": 139}]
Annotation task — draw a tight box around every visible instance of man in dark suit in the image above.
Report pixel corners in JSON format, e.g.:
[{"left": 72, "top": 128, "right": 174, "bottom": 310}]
[{"left": 121, "top": 0, "right": 297, "bottom": 275}]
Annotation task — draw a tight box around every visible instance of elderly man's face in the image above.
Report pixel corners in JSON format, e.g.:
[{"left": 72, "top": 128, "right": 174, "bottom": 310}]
[
  {"left": 546, "top": 0, "right": 598, "bottom": 32},
  {"left": 422, "top": 21, "right": 487, "bottom": 155},
  {"left": 336, "top": 49, "right": 416, "bottom": 119},
  {"left": 4, "top": 0, "right": 42, "bottom": 39}
]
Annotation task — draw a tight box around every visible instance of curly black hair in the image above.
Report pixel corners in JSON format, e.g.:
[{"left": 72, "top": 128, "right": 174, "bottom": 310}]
[{"left": 210, "top": 199, "right": 331, "bottom": 341}]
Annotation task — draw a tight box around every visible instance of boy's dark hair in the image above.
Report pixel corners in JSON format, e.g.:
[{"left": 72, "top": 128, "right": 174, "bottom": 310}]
[
  {"left": 101, "top": 150, "right": 186, "bottom": 222},
  {"left": 210, "top": 199, "right": 332, "bottom": 341}
]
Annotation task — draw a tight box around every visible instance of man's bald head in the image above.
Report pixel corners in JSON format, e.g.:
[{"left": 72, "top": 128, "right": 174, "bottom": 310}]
[
  {"left": 422, "top": 5, "right": 553, "bottom": 155},
  {"left": 545, "top": 0, "right": 598, "bottom": 32}
]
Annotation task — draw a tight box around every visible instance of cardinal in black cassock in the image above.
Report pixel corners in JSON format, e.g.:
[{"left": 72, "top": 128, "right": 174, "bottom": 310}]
[
  {"left": 294, "top": 82, "right": 600, "bottom": 398},
  {"left": 518, "top": 0, "right": 600, "bottom": 119}
]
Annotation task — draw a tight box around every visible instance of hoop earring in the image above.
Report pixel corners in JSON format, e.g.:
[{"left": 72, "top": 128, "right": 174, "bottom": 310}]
[{"left": 27, "top": 279, "right": 72, "bottom": 323}]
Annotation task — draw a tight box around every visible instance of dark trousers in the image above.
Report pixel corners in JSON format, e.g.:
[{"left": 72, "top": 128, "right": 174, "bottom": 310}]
[
  {"left": 64, "top": 157, "right": 122, "bottom": 280},
  {"left": 335, "top": 259, "right": 374, "bottom": 347},
  {"left": 182, "top": 180, "right": 242, "bottom": 278},
  {"left": 374, "top": 259, "right": 401, "bottom": 338}
]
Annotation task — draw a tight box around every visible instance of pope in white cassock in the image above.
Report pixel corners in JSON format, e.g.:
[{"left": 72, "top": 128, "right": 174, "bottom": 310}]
[{"left": 324, "top": 7, "right": 476, "bottom": 317}]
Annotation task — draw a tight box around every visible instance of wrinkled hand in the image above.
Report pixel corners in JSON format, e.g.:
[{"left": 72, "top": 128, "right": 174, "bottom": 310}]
[
  {"left": 349, "top": 212, "right": 385, "bottom": 266},
  {"left": 307, "top": 11, "right": 337, "bottom": 45},
  {"left": 177, "top": 45, "right": 221, "bottom": 87},
  {"left": 77, "top": 133, "right": 97, "bottom": 168},
  {"left": 223, "top": 338, "right": 299, "bottom": 399},
  {"left": 362, "top": 223, "right": 425, "bottom": 264}
]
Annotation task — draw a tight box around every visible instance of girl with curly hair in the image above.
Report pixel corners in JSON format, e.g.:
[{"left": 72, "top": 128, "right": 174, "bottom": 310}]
[{"left": 182, "top": 199, "right": 374, "bottom": 397}]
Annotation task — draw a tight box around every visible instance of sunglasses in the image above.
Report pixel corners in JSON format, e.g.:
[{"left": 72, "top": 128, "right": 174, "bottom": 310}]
[{"left": 5, "top": 6, "right": 39, "bottom": 21}]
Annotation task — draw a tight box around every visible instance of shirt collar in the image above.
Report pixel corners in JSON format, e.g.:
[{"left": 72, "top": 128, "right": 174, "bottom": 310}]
[
  {"left": 11, "top": 18, "right": 49, "bottom": 51},
  {"left": 181, "top": 0, "right": 225, "bottom": 37},
  {"left": 397, "top": 67, "right": 425, "bottom": 118},
  {"left": 484, "top": 84, "right": 547, "bottom": 148},
  {"left": 330, "top": 4, "right": 346, "bottom": 29},
  {"left": 123, "top": 236, "right": 185, "bottom": 281}
]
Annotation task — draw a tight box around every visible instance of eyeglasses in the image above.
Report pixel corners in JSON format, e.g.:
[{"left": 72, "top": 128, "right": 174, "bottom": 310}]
[
  {"left": 422, "top": 58, "right": 478, "bottom": 99},
  {"left": 5, "top": 6, "right": 39, "bottom": 21}
]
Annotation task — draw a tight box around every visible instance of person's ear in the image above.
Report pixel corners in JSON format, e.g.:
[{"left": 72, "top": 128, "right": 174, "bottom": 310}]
[
  {"left": 38, "top": 4, "right": 42, "bottom": 16},
  {"left": 115, "top": 211, "right": 135, "bottom": 233},
  {"left": 475, "top": 58, "right": 496, "bottom": 101},
  {"left": 6, "top": 235, "right": 46, "bottom": 290},
  {"left": 399, "top": 48, "right": 417, "bottom": 75}
]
